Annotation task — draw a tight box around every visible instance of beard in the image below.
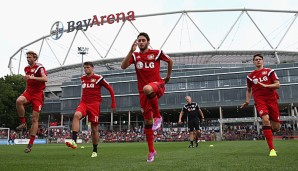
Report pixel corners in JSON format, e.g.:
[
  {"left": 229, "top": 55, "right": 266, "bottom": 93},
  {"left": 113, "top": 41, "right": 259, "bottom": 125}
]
[{"left": 139, "top": 43, "right": 148, "bottom": 51}]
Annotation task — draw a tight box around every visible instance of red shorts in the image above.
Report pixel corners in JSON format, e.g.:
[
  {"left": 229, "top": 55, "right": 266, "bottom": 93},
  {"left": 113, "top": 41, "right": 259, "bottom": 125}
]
[
  {"left": 139, "top": 81, "right": 165, "bottom": 119},
  {"left": 76, "top": 101, "right": 100, "bottom": 124},
  {"left": 255, "top": 99, "right": 280, "bottom": 123},
  {"left": 22, "top": 91, "right": 44, "bottom": 112}
]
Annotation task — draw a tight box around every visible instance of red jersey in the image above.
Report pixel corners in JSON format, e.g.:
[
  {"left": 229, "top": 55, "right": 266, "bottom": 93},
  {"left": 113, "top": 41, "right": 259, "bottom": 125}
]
[
  {"left": 247, "top": 68, "right": 279, "bottom": 101},
  {"left": 129, "top": 49, "right": 171, "bottom": 92},
  {"left": 24, "top": 63, "right": 47, "bottom": 94},
  {"left": 81, "top": 73, "right": 116, "bottom": 107}
]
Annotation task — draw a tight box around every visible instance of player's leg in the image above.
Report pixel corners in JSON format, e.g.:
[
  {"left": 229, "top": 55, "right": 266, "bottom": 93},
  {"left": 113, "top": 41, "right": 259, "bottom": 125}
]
[
  {"left": 188, "top": 121, "right": 194, "bottom": 148},
  {"left": 268, "top": 100, "right": 281, "bottom": 133},
  {"left": 25, "top": 95, "right": 43, "bottom": 153},
  {"left": 89, "top": 103, "right": 100, "bottom": 157},
  {"left": 144, "top": 117, "right": 157, "bottom": 162},
  {"left": 140, "top": 93, "right": 157, "bottom": 162},
  {"left": 256, "top": 101, "right": 277, "bottom": 156},
  {"left": 91, "top": 123, "right": 98, "bottom": 157},
  {"left": 189, "top": 131, "right": 194, "bottom": 148},
  {"left": 66, "top": 110, "right": 83, "bottom": 149},
  {"left": 261, "top": 114, "right": 276, "bottom": 156},
  {"left": 16, "top": 95, "right": 28, "bottom": 130},
  {"left": 24, "top": 110, "right": 40, "bottom": 153},
  {"left": 194, "top": 120, "right": 201, "bottom": 147},
  {"left": 195, "top": 130, "right": 201, "bottom": 147},
  {"left": 271, "top": 121, "right": 280, "bottom": 132},
  {"left": 72, "top": 110, "right": 83, "bottom": 140},
  {"left": 143, "top": 84, "right": 160, "bottom": 118},
  {"left": 144, "top": 82, "right": 165, "bottom": 130},
  {"left": 267, "top": 100, "right": 280, "bottom": 156}
]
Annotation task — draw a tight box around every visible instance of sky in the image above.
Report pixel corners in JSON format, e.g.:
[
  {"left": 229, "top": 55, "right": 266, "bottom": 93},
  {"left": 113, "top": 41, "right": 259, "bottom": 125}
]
[{"left": 1, "top": 0, "right": 298, "bottom": 77}]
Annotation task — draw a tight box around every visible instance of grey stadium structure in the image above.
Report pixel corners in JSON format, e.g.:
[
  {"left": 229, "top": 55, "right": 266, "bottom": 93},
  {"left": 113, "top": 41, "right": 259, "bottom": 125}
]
[{"left": 8, "top": 9, "right": 298, "bottom": 139}]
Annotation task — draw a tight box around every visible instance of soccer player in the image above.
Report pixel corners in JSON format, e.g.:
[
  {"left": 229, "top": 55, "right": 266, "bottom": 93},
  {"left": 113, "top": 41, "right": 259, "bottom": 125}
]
[
  {"left": 66, "top": 61, "right": 116, "bottom": 158},
  {"left": 241, "top": 54, "right": 280, "bottom": 157},
  {"left": 121, "top": 32, "right": 173, "bottom": 162},
  {"left": 8, "top": 131, "right": 16, "bottom": 145},
  {"left": 178, "top": 96, "right": 205, "bottom": 148},
  {"left": 16, "top": 50, "right": 48, "bottom": 153}
]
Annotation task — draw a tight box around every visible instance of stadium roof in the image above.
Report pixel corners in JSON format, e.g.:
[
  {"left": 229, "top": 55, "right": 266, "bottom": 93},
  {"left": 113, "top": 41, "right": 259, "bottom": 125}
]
[{"left": 7, "top": 8, "right": 298, "bottom": 89}]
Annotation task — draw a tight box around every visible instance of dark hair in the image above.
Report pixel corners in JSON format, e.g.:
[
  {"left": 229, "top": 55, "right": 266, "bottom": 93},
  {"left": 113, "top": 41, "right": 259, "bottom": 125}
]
[
  {"left": 26, "top": 51, "right": 38, "bottom": 60},
  {"left": 137, "top": 32, "right": 150, "bottom": 41},
  {"left": 253, "top": 54, "right": 263, "bottom": 60},
  {"left": 83, "top": 61, "right": 94, "bottom": 67}
]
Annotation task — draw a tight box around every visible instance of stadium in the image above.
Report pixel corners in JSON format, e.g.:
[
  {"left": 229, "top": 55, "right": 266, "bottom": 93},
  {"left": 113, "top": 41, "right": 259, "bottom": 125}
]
[
  {"left": 1, "top": 7, "right": 298, "bottom": 171},
  {"left": 7, "top": 9, "right": 298, "bottom": 141}
]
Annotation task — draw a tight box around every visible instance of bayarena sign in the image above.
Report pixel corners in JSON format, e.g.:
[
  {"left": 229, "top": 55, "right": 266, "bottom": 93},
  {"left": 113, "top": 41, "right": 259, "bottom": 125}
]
[{"left": 50, "top": 11, "right": 135, "bottom": 40}]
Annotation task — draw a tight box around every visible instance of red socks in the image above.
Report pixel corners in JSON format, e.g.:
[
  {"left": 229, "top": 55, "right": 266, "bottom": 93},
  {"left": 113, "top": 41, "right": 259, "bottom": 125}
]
[
  {"left": 263, "top": 126, "right": 274, "bottom": 150},
  {"left": 29, "top": 135, "right": 36, "bottom": 145},
  {"left": 20, "top": 117, "right": 26, "bottom": 123},
  {"left": 145, "top": 128, "right": 154, "bottom": 152}
]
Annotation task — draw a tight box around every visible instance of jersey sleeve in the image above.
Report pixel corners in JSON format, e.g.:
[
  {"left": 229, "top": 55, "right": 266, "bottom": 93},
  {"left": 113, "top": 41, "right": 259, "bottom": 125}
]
[
  {"left": 35, "top": 64, "right": 47, "bottom": 76},
  {"left": 38, "top": 67, "right": 47, "bottom": 76},
  {"left": 268, "top": 69, "right": 279, "bottom": 82},
  {"left": 246, "top": 75, "right": 253, "bottom": 88},
  {"left": 129, "top": 52, "right": 137, "bottom": 65},
  {"left": 195, "top": 103, "right": 200, "bottom": 110},
  {"left": 182, "top": 106, "right": 187, "bottom": 113},
  {"left": 159, "top": 50, "right": 171, "bottom": 63},
  {"left": 99, "top": 77, "right": 116, "bottom": 108}
]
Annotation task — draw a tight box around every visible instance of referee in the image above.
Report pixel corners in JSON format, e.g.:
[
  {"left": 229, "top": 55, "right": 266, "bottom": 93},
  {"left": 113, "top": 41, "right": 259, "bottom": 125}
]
[{"left": 179, "top": 96, "right": 205, "bottom": 148}]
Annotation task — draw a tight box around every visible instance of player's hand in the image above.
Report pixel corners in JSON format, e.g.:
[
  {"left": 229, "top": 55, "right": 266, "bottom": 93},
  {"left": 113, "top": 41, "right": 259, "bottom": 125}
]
[
  {"left": 258, "top": 82, "right": 267, "bottom": 88},
  {"left": 130, "top": 40, "right": 138, "bottom": 53},
  {"left": 112, "top": 108, "right": 116, "bottom": 113},
  {"left": 178, "top": 120, "right": 182, "bottom": 125},
  {"left": 24, "top": 75, "right": 34, "bottom": 80},
  {"left": 163, "top": 77, "right": 170, "bottom": 83},
  {"left": 240, "top": 102, "right": 249, "bottom": 109},
  {"left": 201, "top": 118, "right": 205, "bottom": 122}
]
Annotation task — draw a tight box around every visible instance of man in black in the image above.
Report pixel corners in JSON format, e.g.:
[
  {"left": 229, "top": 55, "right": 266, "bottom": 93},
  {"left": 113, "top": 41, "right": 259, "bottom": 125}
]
[{"left": 179, "top": 96, "right": 205, "bottom": 148}]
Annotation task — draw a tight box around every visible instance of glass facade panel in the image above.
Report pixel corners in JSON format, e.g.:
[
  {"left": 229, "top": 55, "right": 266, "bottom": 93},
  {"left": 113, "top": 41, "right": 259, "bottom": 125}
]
[{"left": 46, "top": 63, "right": 298, "bottom": 115}]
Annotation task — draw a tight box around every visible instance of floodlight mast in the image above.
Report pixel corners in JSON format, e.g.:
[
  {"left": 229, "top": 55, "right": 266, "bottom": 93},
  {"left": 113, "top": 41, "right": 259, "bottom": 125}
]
[{"left": 78, "top": 47, "right": 89, "bottom": 75}]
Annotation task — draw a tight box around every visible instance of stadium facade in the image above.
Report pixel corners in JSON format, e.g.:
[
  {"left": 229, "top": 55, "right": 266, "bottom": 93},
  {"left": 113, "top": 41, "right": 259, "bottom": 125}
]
[
  {"left": 42, "top": 50, "right": 298, "bottom": 137},
  {"left": 8, "top": 9, "right": 298, "bottom": 138}
]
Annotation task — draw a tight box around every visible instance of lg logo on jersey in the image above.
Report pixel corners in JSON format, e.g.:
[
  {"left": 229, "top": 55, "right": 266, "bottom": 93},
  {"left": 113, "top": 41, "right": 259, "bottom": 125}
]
[
  {"left": 82, "top": 83, "right": 95, "bottom": 88},
  {"left": 136, "top": 61, "right": 154, "bottom": 69},
  {"left": 253, "top": 76, "right": 268, "bottom": 84}
]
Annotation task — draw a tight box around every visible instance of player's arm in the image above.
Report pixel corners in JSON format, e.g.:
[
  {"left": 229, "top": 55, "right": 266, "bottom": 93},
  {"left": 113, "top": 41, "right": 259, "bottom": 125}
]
[
  {"left": 241, "top": 87, "right": 252, "bottom": 108},
  {"left": 121, "top": 40, "right": 137, "bottom": 69},
  {"left": 199, "top": 108, "right": 205, "bottom": 122},
  {"left": 27, "top": 73, "right": 47, "bottom": 82},
  {"left": 25, "top": 69, "right": 48, "bottom": 82},
  {"left": 101, "top": 79, "right": 117, "bottom": 112},
  {"left": 258, "top": 80, "right": 280, "bottom": 89},
  {"left": 178, "top": 110, "right": 184, "bottom": 124},
  {"left": 163, "top": 57, "right": 173, "bottom": 84}
]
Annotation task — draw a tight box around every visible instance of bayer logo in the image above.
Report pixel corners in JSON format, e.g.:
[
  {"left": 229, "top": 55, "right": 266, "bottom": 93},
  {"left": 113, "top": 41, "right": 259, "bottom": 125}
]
[
  {"left": 136, "top": 61, "right": 144, "bottom": 69},
  {"left": 50, "top": 21, "right": 64, "bottom": 40}
]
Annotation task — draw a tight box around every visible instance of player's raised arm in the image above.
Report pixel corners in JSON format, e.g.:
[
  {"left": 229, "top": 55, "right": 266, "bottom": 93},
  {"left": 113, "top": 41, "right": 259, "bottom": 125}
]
[{"left": 121, "top": 40, "right": 137, "bottom": 69}]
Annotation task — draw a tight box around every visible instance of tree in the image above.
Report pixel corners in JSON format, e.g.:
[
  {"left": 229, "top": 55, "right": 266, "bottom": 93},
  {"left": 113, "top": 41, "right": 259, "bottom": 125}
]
[{"left": 0, "top": 74, "right": 30, "bottom": 129}]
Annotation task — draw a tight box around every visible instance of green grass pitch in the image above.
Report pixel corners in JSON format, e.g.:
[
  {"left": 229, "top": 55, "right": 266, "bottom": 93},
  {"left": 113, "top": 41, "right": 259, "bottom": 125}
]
[{"left": 1, "top": 140, "right": 297, "bottom": 171}]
